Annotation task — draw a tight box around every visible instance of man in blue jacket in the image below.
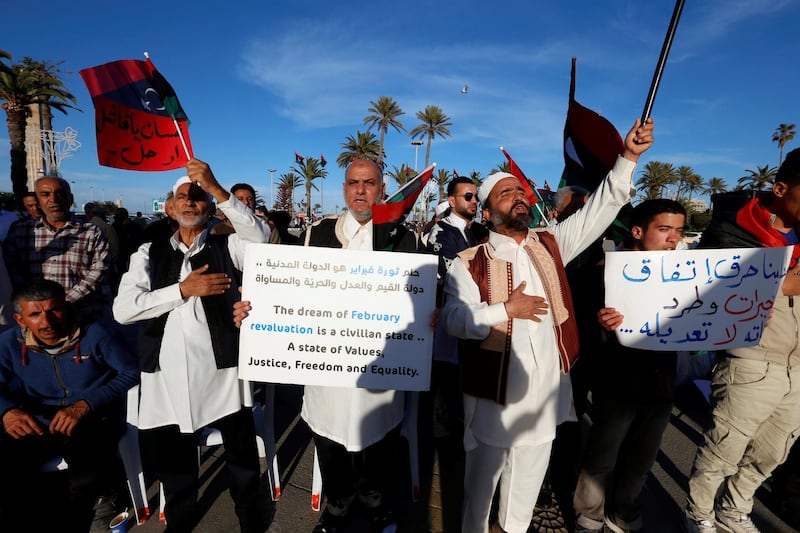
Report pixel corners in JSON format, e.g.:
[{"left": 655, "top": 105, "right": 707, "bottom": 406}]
[{"left": 0, "top": 279, "right": 139, "bottom": 531}]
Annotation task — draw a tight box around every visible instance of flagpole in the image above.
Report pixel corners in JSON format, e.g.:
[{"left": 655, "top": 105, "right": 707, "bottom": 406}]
[
  {"left": 144, "top": 52, "right": 192, "bottom": 161},
  {"left": 640, "top": 0, "right": 686, "bottom": 124}
]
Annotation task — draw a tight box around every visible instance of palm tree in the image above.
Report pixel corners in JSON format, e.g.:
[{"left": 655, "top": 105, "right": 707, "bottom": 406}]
[
  {"left": 409, "top": 105, "right": 452, "bottom": 167},
  {"left": 0, "top": 52, "right": 78, "bottom": 202},
  {"left": 683, "top": 173, "right": 705, "bottom": 203},
  {"left": 674, "top": 165, "right": 697, "bottom": 200},
  {"left": 493, "top": 161, "right": 511, "bottom": 173},
  {"left": 468, "top": 170, "right": 483, "bottom": 187},
  {"left": 385, "top": 164, "right": 415, "bottom": 188},
  {"left": 432, "top": 168, "right": 452, "bottom": 202},
  {"left": 363, "top": 96, "right": 405, "bottom": 166},
  {"left": 705, "top": 177, "right": 728, "bottom": 197},
  {"left": 773, "top": 123, "right": 796, "bottom": 165},
  {"left": 277, "top": 172, "right": 303, "bottom": 214},
  {"left": 337, "top": 131, "right": 382, "bottom": 167},
  {"left": 291, "top": 157, "right": 327, "bottom": 218},
  {"left": 635, "top": 161, "right": 677, "bottom": 200},
  {"left": 737, "top": 165, "right": 777, "bottom": 190}
]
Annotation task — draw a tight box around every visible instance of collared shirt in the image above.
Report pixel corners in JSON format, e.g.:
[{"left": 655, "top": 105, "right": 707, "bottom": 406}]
[
  {"left": 301, "top": 211, "right": 405, "bottom": 451},
  {"left": 443, "top": 156, "right": 636, "bottom": 449},
  {"left": 113, "top": 197, "right": 269, "bottom": 433},
  {"left": 3, "top": 216, "right": 110, "bottom": 306}
]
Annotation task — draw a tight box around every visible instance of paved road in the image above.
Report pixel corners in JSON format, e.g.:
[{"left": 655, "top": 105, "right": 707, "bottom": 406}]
[{"left": 126, "top": 382, "right": 797, "bottom": 533}]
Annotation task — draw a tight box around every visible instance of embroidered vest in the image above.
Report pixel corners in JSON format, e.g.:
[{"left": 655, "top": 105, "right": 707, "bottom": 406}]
[{"left": 457, "top": 230, "right": 580, "bottom": 405}]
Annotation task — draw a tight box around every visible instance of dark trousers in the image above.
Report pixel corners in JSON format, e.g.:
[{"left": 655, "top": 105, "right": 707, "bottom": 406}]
[
  {"left": 313, "top": 425, "right": 402, "bottom": 511},
  {"left": 139, "top": 407, "right": 263, "bottom": 533},
  {"left": 417, "top": 361, "right": 465, "bottom": 532},
  {"left": 574, "top": 394, "right": 673, "bottom": 523},
  {"left": 0, "top": 406, "right": 125, "bottom": 532}
]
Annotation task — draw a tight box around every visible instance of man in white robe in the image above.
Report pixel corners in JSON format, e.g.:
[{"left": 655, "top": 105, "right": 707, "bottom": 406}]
[
  {"left": 442, "top": 119, "right": 654, "bottom": 533},
  {"left": 113, "top": 159, "right": 270, "bottom": 533}
]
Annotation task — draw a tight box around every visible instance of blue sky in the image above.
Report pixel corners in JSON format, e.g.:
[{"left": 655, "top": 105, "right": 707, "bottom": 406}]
[{"left": 2, "top": 0, "right": 798, "bottom": 214}]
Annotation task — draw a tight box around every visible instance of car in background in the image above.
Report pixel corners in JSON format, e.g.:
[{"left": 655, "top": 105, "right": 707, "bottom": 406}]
[{"left": 683, "top": 231, "right": 703, "bottom": 248}]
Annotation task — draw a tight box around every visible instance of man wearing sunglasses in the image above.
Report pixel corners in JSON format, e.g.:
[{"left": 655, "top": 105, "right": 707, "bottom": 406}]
[{"left": 421, "top": 177, "right": 489, "bottom": 530}]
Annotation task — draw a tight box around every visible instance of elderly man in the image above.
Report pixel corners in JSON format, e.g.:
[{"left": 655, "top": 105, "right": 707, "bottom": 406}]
[
  {"left": 3, "top": 177, "right": 111, "bottom": 320},
  {"left": 113, "top": 159, "right": 271, "bottom": 533},
  {"left": 0, "top": 280, "right": 138, "bottom": 531},
  {"left": 236, "top": 159, "right": 420, "bottom": 532},
  {"left": 441, "top": 119, "right": 654, "bottom": 533}
]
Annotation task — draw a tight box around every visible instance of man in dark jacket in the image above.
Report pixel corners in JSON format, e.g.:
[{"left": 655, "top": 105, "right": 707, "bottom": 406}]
[
  {"left": 685, "top": 148, "right": 800, "bottom": 533},
  {"left": 0, "top": 280, "right": 138, "bottom": 530},
  {"left": 573, "top": 199, "right": 685, "bottom": 533}
]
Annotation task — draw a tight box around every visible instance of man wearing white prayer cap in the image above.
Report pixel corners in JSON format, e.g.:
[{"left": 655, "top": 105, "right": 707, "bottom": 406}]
[
  {"left": 113, "top": 159, "right": 271, "bottom": 532},
  {"left": 441, "top": 118, "right": 655, "bottom": 533}
]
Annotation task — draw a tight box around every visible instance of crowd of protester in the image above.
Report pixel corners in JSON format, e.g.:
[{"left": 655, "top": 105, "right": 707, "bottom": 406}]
[{"left": 2, "top": 128, "right": 800, "bottom": 533}]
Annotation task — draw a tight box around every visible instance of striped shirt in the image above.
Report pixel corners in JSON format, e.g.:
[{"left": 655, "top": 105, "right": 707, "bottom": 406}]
[{"left": 2, "top": 216, "right": 110, "bottom": 308}]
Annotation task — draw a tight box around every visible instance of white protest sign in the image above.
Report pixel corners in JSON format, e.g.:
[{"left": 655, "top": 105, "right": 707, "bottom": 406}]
[
  {"left": 238, "top": 244, "right": 438, "bottom": 390},
  {"left": 604, "top": 246, "right": 792, "bottom": 351}
]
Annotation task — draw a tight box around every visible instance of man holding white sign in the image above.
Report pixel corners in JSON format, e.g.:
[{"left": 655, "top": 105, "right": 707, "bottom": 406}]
[
  {"left": 289, "top": 159, "right": 421, "bottom": 533},
  {"left": 573, "top": 199, "right": 685, "bottom": 533},
  {"left": 685, "top": 148, "right": 800, "bottom": 533},
  {"left": 442, "top": 119, "right": 654, "bottom": 533}
]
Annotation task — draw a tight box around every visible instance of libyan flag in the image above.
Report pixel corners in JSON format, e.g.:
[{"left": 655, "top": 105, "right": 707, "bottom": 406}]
[
  {"left": 560, "top": 57, "right": 624, "bottom": 191},
  {"left": 80, "top": 58, "right": 192, "bottom": 171},
  {"left": 372, "top": 163, "right": 435, "bottom": 250}
]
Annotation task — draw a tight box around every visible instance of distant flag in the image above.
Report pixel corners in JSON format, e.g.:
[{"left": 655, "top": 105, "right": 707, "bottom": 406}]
[
  {"left": 453, "top": 168, "right": 459, "bottom": 178},
  {"left": 373, "top": 163, "right": 436, "bottom": 250},
  {"left": 544, "top": 180, "right": 552, "bottom": 192},
  {"left": 405, "top": 166, "right": 411, "bottom": 177},
  {"left": 295, "top": 152, "right": 304, "bottom": 164},
  {"left": 499, "top": 147, "right": 539, "bottom": 206},
  {"left": 561, "top": 57, "right": 624, "bottom": 191},
  {"left": 79, "top": 55, "right": 192, "bottom": 171},
  {"left": 320, "top": 154, "right": 327, "bottom": 167}
]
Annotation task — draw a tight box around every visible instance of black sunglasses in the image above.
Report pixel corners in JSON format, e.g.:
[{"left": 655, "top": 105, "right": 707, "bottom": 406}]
[{"left": 455, "top": 192, "right": 477, "bottom": 202}]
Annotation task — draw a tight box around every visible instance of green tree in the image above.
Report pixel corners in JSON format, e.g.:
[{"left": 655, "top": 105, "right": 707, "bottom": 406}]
[
  {"left": 0, "top": 52, "right": 78, "bottom": 202},
  {"left": 337, "top": 131, "right": 381, "bottom": 168},
  {"left": 291, "top": 157, "right": 327, "bottom": 218},
  {"left": 432, "top": 168, "right": 452, "bottom": 202},
  {"left": 773, "top": 123, "right": 796, "bottom": 165},
  {"left": 277, "top": 172, "right": 303, "bottom": 214},
  {"left": 409, "top": 105, "right": 452, "bottom": 167},
  {"left": 737, "top": 165, "right": 777, "bottom": 190},
  {"left": 635, "top": 161, "right": 677, "bottom": 200},
  {"left": 705, "top": 177, "right": 728, "bottom": 196},
  {"left": 363, "top": 96, "right": 405, "bottom": 166},
  {"left": 683, "top": 172, "right": 705, "bottom": 203},
  {"left": 386, "top": 164, "right": 415, "bottom": 188},
  {"left": 674, "top": 165, "right": 697, "bottom": 200},
  {"left": 467, "top": 170, "right": 483, "bottom": 187},
  {"left": 493, "top": 161, "right": 511, "bottom": 173}
]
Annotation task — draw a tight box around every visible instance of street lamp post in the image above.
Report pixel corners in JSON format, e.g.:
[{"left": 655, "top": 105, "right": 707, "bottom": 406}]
[
  {"left": 411, "top": 140, "right": 423, "bottom": 171},
  {"left": 267, "top": 168, "right": 276, "bottom": 209}
]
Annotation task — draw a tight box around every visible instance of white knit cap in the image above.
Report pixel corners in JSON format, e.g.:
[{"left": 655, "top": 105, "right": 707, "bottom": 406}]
[
  {"left": 172, "top": 176, "right": 213, "bottom": 202},
  {"left": 478, "top": 172, "right": 516, "bottom": 203},
  {"left": 172, "top": 176, "right": 192, "bottom": 196}
]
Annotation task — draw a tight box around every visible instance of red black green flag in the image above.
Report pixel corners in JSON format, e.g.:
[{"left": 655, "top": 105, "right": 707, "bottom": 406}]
[
  {"left": 373, "top": 163, "right": 436, "bottom": 250},
  {"left": 295, "top": 152, "right": 305, "bottom": 163},
  {"left": 561, "top": 57, "right": 624, "bottom": 191},
  {"left": 79, "top": 57, "right": 192, "bottom": 171}
]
